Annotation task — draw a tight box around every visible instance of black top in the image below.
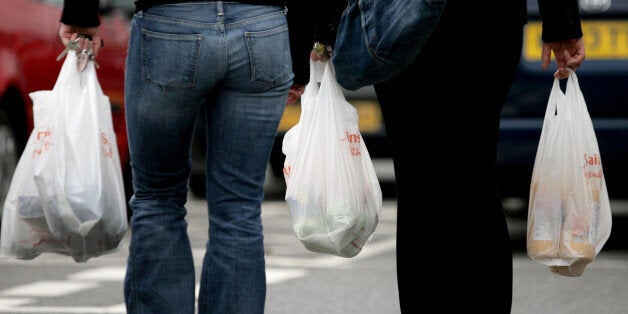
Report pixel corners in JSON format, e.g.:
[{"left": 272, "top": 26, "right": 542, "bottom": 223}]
[
  {"left": 61, "top": 0, "right": 583, "bottom": 86},
  {"left": 61, "top": 0, "right": 340, "bottom": 85},
  {"left": 61, "top": 0, "right": 101, "bottom": 27},
  {"left": 60, "top": 0, "right": 290, "bottom": 27},
  {"left": 538, "top": 0, "right": 583, "bottom": 42}
]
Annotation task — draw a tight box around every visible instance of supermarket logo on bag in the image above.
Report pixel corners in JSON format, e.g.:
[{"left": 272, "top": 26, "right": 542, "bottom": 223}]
[
  {"left": 583, "top": 153, "right": 601, "bottom": 167},
  {"left": 583, "top": 153, "right": 603, "bottom": 179},
  {"left": 32, "top": 128, "right": 52, "bottom": 157},
  {"left": 341, "top": 131, "right": 361, "bottom": 156},
  {"left": 101, "top": 132, "right": 114, "bottom": 158}
]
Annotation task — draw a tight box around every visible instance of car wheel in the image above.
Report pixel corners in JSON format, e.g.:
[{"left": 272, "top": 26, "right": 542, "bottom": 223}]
[{"left": 0, "top": 110, "right": 18, "bottom": 224}]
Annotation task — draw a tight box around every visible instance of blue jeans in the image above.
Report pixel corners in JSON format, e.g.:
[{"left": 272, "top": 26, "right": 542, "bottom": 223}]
[
  {"left": 123, "top": 2, "right": 292, "bottom": 313},
  {"left": 333, "top": 0, "right": 445, "bottom": 90}
]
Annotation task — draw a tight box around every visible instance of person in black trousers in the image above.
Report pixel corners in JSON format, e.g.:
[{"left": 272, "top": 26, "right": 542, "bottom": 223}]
[
  {"left": 371, "top": 0, "right": 585, "bottom": 312},
  {"left": 289, "top": 0, "right": 584, "bottom": 312}
]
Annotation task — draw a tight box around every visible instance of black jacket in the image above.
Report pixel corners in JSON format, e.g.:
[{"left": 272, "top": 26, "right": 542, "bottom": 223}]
[
  {"left": 61, "top": 0, "right": 288, "bottom": 26},
  {"left": 287, "top": 0, "right": 344, "bottom": 85},
  {"left": 61, "top": 0, "right": 583, "bottom": 86},
  {"left": 538, "top": 0, "right": 583, "bottom": 42}
]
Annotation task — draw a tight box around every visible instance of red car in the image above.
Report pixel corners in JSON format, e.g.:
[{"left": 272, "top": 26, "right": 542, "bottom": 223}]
[{"left": 0, "top": 0, "right": 133, "bottom": 219}]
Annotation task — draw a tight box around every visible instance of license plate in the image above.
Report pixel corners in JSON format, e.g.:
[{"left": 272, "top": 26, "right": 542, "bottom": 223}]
[
  {"left": 523, "top": 20, "right": 628, "bottom": 61},
  {"left": 277, "top": 100, "right": 382, "bottom": 133}
]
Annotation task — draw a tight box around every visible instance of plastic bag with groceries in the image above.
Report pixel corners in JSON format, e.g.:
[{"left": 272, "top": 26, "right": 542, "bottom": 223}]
[
  {"left": 527, "top": 69, "right": 612, "bottom": 277},
  {"left": 282, "top": 59, "right": 381, "bottom": 258}
]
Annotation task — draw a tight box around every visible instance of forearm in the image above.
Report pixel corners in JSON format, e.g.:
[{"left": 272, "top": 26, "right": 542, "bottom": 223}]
[
  {"left": 312, "top": 0, "right": 345, "bottom": 47},
  {"left": 61, "top": 0, "right": 100, "bottom": 27},
  {"left": 538, "top": 0, "right": 582, "bottom": 42},
  {"left": 287, "top": 2, "right": 315, "bottom": 85},
  {"left": 287, "top": 1, "right": 345, "bottom": 85}
]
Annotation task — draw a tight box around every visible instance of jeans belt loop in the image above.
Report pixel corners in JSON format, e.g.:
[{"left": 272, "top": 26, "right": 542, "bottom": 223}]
[{"left": 216, "top": 1, "right": 224, "bottom": 17}]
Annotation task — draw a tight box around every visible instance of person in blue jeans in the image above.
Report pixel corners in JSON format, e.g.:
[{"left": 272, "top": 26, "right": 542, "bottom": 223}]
[{"left": 59, "top": 0, "right": 333, "bottom": 313}]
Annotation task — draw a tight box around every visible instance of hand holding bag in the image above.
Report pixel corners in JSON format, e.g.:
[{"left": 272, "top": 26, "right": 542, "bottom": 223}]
[
  {"left": 282, "top": 60, "right": 382, "bottom": 258},
  {"left": 332, "top": 0, "right": 446, "bottom": 91},
  {"left": 527, "top": 69, "right": 612, "bottom": 277},
  {"left": 0, "top": 50, "right": 128, "bottom": 262}
]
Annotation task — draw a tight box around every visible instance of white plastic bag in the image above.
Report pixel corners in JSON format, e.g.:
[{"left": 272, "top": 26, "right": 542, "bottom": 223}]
[
  {"left": 527, "top": 69, "right": 612, "bottom": 276},
  {"left": 580, "top": 0, "right": 612, "bottom": 13},
  {"left": 0, "top": 50, "right": 128, "bottom": 262},
  {"left": 282, "top": 60, "right": 382, "bottom": 258}
]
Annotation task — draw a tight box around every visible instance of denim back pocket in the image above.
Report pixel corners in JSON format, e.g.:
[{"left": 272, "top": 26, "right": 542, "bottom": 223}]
[
  {"left": 141, "top": 29, "right": 202, "bottom": 90},
  {"left": 245, "top": 24, "right": 292, "bottom": 87}
]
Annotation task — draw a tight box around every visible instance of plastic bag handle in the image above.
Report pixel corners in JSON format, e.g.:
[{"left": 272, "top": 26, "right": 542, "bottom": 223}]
[
  {"left": 543, "top": 77, "right": 562, "bottom": 119},
  {"left": 564, "top": 68, "right": 588, "bottom": 115},
  {"left": 309, "top": 58, "right": 317, "bottom": 83}
]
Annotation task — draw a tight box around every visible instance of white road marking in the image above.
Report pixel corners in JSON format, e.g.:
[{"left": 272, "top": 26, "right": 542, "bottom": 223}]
[
  {"left": 266, "top": 268, "right": 307, "bottom": 285},
  {"left": 0, "top": 281, "right": 99, "bottom": 297},
  {"left": 0, "top": 256, "right": 329, "bottom": 312},
  {"left": 0, "top": 298, "right": 33, "bottom": 307},
  {"left": 67, "top": 267, "right": 126, "bottom": 281},
  {"left": 0, "top": 303, "right": 126, "bottom": 313}
]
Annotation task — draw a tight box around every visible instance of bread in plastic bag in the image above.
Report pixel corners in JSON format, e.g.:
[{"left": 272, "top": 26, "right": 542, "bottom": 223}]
[{"left": 526, "top": 69, "right": 612, "bottom": 276}]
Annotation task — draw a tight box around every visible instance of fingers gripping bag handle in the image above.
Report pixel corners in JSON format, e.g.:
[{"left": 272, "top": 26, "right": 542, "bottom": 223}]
[
  {"left": 527, "top": 69, "right": 612, "bottom": 277},
  {"left": 283, "top": 59, "right": 382, "bottom": 258}
]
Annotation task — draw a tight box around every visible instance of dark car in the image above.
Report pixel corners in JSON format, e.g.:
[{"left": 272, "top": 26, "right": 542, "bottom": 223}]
[{"left": 496, "top": 0, "right": 628, "bottom": 214}]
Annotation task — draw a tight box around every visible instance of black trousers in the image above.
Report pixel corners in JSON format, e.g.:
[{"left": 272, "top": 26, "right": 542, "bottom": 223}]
[{"left": 374, "top": 1, "right": 525, "bottom": 313}]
